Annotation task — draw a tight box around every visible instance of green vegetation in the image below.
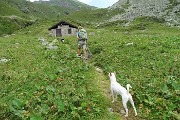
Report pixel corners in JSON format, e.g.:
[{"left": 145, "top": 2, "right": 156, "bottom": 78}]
[
  {"left": 166, "top": 0, "right": 180, "bottom": 11},
  {"left": 65, "top": 8, "right": 124, "bottom": 27},
  {"left": 127, "top": 16, "right": 165, "bottom": 31},
  {"left": 0, "top": 21, "right": 120, "bottom": 120},
  {"left": 121, "top": 0, "right": 130, "bottom": 9},
  {"left": 0, "top": 0, "right": 76, "bottom": 20},
  {"left": 0, "top": 16, "right": 34, "bottom": 36},
  {"left": 0, "top": 0, "right": 180, "bottom": 119},
  {"left": 0, "top": 1, "right": 28, "bottom": 18},
  {"left": 0, "top": 0, "right": 98, "bottom": 36},
  {"left": 35, "top": 0, "right": 95, "bottom": 10},
  {"left": 169, "top": 0, "right": 179, "bottom": 7},
  {"left": 0, "top": 18, "right": 179, "bottom": 119},
  {"left": 88, "top": 25, "right": 180, "bottom": 120}
]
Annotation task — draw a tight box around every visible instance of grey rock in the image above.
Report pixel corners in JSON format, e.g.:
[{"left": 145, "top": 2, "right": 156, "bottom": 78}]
[
  {"left": 108, "top": 108, "right": 114, "bottom": 113},
  {"left": 109, "top": 0, "right": 180, "bottom": 27},
  {"left": 0, "top": 58, "right": 10, "bottom": 63}
]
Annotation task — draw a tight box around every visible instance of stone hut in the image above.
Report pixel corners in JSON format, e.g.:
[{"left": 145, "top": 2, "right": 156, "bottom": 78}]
[{"left": 48, "top": 21, "right": 78, "bottom": 37}]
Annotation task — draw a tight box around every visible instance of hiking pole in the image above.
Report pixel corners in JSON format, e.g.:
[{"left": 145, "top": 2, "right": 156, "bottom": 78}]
[
  {"left": 87, "top": 47, "right": 92, "bottom": 59},
  {"left": 85, "top": 59, "right": 88, "bottom": 70},
  {"left": 84, "top": 47, "right": 89, "bottom": 70}
]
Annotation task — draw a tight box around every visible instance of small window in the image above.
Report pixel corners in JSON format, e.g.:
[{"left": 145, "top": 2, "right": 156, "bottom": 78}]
[{"left": 68, "top": 28, "right": 71, "bottom": 34}]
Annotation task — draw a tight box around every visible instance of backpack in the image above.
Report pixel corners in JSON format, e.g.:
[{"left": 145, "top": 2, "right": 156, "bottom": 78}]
[{"left": 79, "top": 29, "right": 87, "bottom": 40}]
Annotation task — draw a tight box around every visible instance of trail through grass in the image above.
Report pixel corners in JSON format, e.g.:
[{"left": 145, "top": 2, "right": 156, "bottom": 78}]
[
  {"left": 0, "top": 20, "right": 179, "bottom": 119},
  {"left": 0, "top": 30, "right": 124, "bottom": 120},
  {"left": 93, "top": 67, "right": 142, "bottom": 120}
]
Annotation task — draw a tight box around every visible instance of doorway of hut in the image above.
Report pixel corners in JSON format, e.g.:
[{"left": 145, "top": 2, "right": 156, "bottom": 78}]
[{"left": 56, "top": 29, "right": 62, "bottom": 36}]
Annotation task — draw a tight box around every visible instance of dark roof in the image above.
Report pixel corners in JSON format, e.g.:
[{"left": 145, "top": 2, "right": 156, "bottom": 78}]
[{"left": 48, "top": 21, "right": 78, "bottom": 30}]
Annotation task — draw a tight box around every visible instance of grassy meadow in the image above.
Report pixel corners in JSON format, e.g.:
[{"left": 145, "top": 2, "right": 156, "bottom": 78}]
[
  {"left": 89, "top": 25, "right": 180, "bottom": 119},
  {"left": 0, "top": 20, "right": 180, "bottom": 120}
]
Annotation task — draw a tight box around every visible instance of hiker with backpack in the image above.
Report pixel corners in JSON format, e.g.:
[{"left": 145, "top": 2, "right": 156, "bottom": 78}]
[{"left": 76, "top": 26, "right": 88, "bottom": 60}]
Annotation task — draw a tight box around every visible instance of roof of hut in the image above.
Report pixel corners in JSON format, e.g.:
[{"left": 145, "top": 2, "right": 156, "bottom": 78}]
[{"left": 48, "top": 21, "right": 78, "bottom": 30}]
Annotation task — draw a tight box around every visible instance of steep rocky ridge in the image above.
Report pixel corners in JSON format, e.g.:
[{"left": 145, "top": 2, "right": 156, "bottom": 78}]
[{"left": 110, "top": 0, "right": 180, "bottom": 27}]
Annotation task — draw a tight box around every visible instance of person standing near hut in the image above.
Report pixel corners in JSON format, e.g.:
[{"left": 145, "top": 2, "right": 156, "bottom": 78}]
[{"left": 76, "top": 26, "right": 88, "bottom": 60}]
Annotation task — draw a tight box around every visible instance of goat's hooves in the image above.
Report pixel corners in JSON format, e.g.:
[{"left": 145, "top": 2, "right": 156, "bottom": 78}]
[{"left": 125, "top": 115, "right": 128, "bottom": 117}]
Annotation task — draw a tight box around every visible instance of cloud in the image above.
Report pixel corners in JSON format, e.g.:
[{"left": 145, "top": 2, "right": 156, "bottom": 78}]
[
  {"left": 29, "top": 0, "right": 49, "bottom": 2},
  {"left": 78, "top": 0, "right": 92, "bottom": 4},
  {"left": 28, "top": 0, "right": 119, "bottom": 8},
  {"left": 109, "top": 0, "right": 119, "bottom": 4},
  {"left": 78, "top": 0, "right": 119, "bottom": 8}
]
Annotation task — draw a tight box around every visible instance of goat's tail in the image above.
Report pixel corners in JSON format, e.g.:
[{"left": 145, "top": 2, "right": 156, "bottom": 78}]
[{"left": 126, "top": 84, "right": 132, "bottom": 93}]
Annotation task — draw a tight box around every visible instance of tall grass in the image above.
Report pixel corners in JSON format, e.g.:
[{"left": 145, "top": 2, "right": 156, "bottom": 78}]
[
  {"left": 0, "top": 19, "right": 179, "bottom": 119},
  {"left": 88, "top": 25, "right": 180, "bottom": 119},
  {"left": 0, "top": 22, "right": 120, "bottom": 119}
]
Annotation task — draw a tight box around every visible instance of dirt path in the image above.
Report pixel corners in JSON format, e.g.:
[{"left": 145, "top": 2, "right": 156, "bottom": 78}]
[
  {"left": 94, "top": 68, "right": 140, "bottom": 120},
  {"left": 67, "top": 42, "right": 140, "bottom": 119}
]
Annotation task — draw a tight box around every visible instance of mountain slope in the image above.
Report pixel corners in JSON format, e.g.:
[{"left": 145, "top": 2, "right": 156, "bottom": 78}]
[
  {"left": 0, "top": 0, "right": 94, "bottom": 35},
  {"left": 109, "top": 0, "right": 180, "bottom": 27},
  {"left": 0, "top": 0, "right": 95, "bottom": 20},
  {"left": 63, "top": 8, "right": 124, "bottom": 27},
  {"left": 34, "top": 0, "right": 96, "bottom": 10},
  {"left": 0, "top": 0, "right": 31, "bottom": 19}
]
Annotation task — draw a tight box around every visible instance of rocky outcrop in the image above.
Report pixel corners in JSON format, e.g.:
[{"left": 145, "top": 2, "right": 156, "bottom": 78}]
[{"left": 110, "top": 0, "right": 180, "bottom": 27}]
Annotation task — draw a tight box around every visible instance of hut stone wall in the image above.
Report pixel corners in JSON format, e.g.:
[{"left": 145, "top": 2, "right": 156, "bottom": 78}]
[{"left": 50, "top": 24, "right": 77, "bottom": 37}]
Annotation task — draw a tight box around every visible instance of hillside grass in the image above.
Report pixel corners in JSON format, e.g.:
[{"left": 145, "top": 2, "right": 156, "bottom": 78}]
[
  {"left": 65, "top": 8, "right": 125, "bottom": 27},
  {"left": 0, "top": 16, "right": 34, "bottom": 36},
  {"left": 0, "top": 0, "right": 95, "bottom": 21},
  {"left": 0, "top": 1, "right": 28, "bottom": 17},
  {"left": 0, "top": 21, "right": 120, "bottom": 120},
  {"left": 88, "top": 25, "right": 180, "bottom": 119},
  {"left": 0, "top": 19, "right": 180, "bottom": 120},
  {"left": 0, "top": 0, "right": 101, "bottom": 36},
  {"left": 1, "top": 0, "right": 180, "bottom": 119}
]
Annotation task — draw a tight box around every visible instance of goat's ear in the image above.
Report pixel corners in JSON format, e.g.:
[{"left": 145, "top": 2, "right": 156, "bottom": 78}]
[{"left": 108, "top": 73, "right": 111, "bottom": 77}]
